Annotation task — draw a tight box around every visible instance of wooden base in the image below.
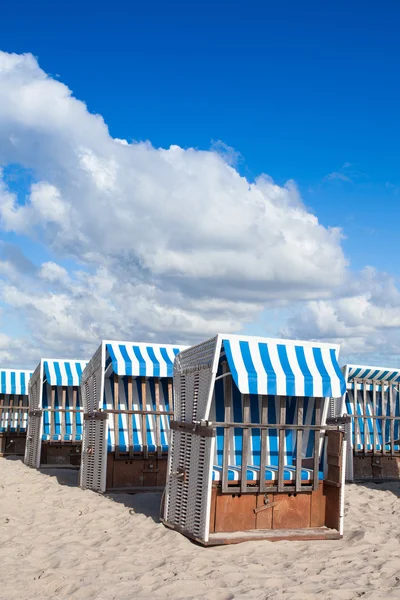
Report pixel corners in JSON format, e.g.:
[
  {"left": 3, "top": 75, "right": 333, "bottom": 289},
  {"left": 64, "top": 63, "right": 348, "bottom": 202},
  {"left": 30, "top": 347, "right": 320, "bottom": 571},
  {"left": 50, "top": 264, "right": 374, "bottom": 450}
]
[
  {"left": 209, "top": 481, "right": 340, "bottom": 536},
  {"left": 206, "top": 527, "right": 341, "bottom": 545},
  {"left": 352, "top": 455, "right": 400, "bottom": 481},
  {"left": 40, "top": 442, "right": 82, "bottom": 467},
  {"left": 106, "top": 453, "right": 168, "bottom": 491},
  {"left": 0, "top": 433, "right": 26, "bottom": 457}
]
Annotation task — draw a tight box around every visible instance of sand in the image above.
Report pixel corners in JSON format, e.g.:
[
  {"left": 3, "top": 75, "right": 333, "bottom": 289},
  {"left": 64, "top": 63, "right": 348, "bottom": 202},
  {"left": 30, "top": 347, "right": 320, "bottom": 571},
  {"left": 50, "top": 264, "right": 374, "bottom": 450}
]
[{"left": 1, "top": 458, "right": 400, "bottom": 600}]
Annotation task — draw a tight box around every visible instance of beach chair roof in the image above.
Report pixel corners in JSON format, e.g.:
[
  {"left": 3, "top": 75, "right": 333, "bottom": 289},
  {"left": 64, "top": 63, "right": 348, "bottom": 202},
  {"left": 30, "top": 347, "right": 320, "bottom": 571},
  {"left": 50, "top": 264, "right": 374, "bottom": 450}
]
[
  {"left": 181, "top": 334, "right": 345, "bottom": 398},
  {"left": 343, "top": 364, "right": 400, "bottom": 390},
  {"left": 40, "top": 359, "right": 89, "bottom": 386},
  {"left": 104, "top": 341, "right": 188, "bottom": 377},
  {"left": 0, "top": 369, "right": 33, "bottom": 395}
]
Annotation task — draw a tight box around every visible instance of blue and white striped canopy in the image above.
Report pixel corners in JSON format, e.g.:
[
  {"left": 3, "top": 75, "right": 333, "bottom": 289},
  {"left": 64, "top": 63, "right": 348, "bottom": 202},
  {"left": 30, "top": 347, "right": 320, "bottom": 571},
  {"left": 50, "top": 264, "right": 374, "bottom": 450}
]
[
  {"left": 222, "top": 336, "right": 345, "bottom": 398},
  {"left": 43, "top": 360, "right": 88, "bottom": 387},
  {"left": 346, "top": 364, "right": 400, "bottom": 388},
  {"left": 0, "top": 369, "right": 32, "bottom": 395},
  {"left": 105, "top": 342, "right": 187, "bottom": 378}
]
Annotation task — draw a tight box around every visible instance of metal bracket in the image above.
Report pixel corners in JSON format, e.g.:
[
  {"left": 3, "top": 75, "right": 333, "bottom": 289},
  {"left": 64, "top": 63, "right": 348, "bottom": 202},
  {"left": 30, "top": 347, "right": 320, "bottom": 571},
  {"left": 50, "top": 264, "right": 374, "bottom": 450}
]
[
  {"left": 84, "top": 411, "right": 108, "bottom": 421},
  {"left": 326, "top": 416, "right": 351, "bottom": 425},
  {"left": 28, "top": 409, "right": 42, "bottom": 417},
  {"left": 170, "top": 420, "right": 216, "bottom": 438}
]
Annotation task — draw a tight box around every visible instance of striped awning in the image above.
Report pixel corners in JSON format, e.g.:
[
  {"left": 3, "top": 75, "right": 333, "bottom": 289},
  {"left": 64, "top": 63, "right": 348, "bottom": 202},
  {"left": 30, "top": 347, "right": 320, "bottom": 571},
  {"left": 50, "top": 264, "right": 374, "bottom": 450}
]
[
  {"left": 43, "top": 360, "right": 88, "bottom": 386},
  {"left": 0, "top": 370, "right": 32, "bottom": 395},
  {"left": 346, "top": 364, "right": 400, "bottom": 387},
  {"left": 105, "top": 342, "right": 187, "bottom": 377},
  {"left": 222, "top": 336, "right": 345, "bottom": 398}
]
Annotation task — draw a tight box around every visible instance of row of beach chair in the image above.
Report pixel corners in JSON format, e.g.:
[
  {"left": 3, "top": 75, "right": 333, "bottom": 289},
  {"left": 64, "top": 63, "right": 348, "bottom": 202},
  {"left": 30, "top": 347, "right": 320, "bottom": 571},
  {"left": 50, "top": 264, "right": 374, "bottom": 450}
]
[{"left": 0, "top": 333, "right": 399, "bottom": 546}]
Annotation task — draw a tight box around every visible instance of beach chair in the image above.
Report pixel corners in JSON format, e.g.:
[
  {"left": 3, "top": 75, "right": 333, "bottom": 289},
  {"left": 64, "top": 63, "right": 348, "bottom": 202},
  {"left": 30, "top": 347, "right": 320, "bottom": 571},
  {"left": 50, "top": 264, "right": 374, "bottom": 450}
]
[
  {"left": 24, "top": 358, "right": 88, "bottom": 469},
  {"left": 0, "top": 369, "right": 32, "bottom": 457},
  {"left": 80, "top": 341, "right": 187, "bottom": 493},
  {"left": 162, "top": 334, "right": 348, "bottom": 546},
  {"left": 333, "top": 365, "right": 400, "bottom": 482}
]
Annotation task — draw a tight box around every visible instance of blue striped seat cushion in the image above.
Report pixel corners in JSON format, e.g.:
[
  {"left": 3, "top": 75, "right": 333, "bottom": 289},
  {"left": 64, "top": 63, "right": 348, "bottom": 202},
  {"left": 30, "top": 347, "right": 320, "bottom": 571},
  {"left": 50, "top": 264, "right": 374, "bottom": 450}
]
[
  {"left": 104, "top": 374, "right": 171, "bottom": 453},
  {"left": 346, "top": 387, "right": 400, "bottom": 451},
  {"left": 42, "top": 383, "right": 83, "bottom": 441},
  {"left": 212, "top": 465, "right": 324, "bottom": 482}
]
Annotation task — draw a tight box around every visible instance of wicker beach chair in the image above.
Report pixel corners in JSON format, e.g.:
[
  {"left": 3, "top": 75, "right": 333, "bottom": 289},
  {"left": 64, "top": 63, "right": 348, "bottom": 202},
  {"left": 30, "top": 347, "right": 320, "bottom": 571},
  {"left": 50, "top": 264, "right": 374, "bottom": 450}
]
[
  {"left": 0, "top": 369, "right": 32, "bottom": 457},
  {"left": 24, "top": 359, "right": 88, "bottom": 468},
  {"left": 162, "top": 334, "right": 348, "bottom": 545},
  {"left": 80, "top": 341, "right": 187, "bottom": 493},
  {"left": 334, "top": 365, "right": 400, "bottom": 481}
]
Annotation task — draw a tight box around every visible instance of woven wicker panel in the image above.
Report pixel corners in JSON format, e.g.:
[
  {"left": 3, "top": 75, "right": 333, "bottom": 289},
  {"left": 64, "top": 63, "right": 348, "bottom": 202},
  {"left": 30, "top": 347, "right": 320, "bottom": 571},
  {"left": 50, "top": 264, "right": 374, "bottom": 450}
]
[
  {"left": 164, "top": 337, "right": 218, "bottom": 541},
  {"left": 174, "top": 336, "right": 217, "bottom": 423},
  {"left": 80, "top": 363, "right": 107, "bottom": 492},
  {"left": 24, "top": 363, "right": 42, "bottom": 468}
]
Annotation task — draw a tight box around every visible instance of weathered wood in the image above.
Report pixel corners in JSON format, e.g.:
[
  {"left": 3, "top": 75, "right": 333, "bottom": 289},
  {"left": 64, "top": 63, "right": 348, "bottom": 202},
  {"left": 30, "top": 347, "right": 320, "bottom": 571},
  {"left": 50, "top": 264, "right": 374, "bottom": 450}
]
[
  {"left": 295, "top": 397, "right": 304, "bottom": 492},
  {"left": 9, "top": 394, "right": 14, "bottom": 433},
  {"left": 61, "top": 387, "right": 66, "bottom": 441},
  {"left": 114, "top": 374, "right": 120, "bottom": 459},
  {"left": 141, "top": 377, "right": 148, "bottom": 459},
  {"left": 17, "top": 395, "right": 23, "bottom": 434},
  {"left": 127, "top": 375, "right": 134, "bottom": 459},
  {"left": 390, "top": 384, "right": 395, "bottom": 458},
  {"left": 277, "top": 396, "right": 286, "bottom": 493},
  {"left": 382, "top": 383, "right": 387, "bottom": 455},
  {"left": 259, "top": 395, "right": 268, "bottom": 493},
  {"left": 353, "top": 383, "right": 360, "bottom": 455},
  {"left": 253, "top": 501, "right": 277, "bottom": 514},
  {"left": 154, "top": 377, "right": 161, "bottom": 459},
  {"left": 372, "top": 381, "right": 377, "bottom": 456},
  {"left": 241, "top": 394, "right": 250, "bottom": 494},
  {"left": 222, "top": 362, "right": 231, "bottom": 494},
  {"left": 363, "top": 383, "right": 367, "bottom": 457},
  {"left": 72, "top": 388, "right": 77, "bottom": 441},
  {"left": 313, "top": 397, "right": 321, "bottom": 491},
  {"left": 170, "top": 420, "right": 216, "bottom": 437},
  {"left": 50, "top": 387, "right": 56, "bottom": 441}
]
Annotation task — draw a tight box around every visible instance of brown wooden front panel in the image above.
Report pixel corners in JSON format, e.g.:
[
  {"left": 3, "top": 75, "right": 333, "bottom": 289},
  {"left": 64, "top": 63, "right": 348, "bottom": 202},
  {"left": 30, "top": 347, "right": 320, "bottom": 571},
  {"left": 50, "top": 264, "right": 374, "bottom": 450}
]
[
  {"left": 107, "top": 455, "right": 168, "bottom": 489},
  {"left": 353, "top": 455, "right": 400, "bottom": 480},
  {"left": 255, "top": 493, "right": 274, "bottom": 529},
  {"left": 210, "top": 482, "right": 334, "bottom": 533},
  {"left": 272, "top": 492, "right": 311, "bottom": 529},
  {"left": 41, "top": 443, "right": 81, "bottom": 466},
  {"left": 0, "top": 434, "right": 26, "bottom": 456},
  {"left": 310, "top": 484, "right": 326, "bottom": 527},
  {"left": 324, "top": 485, "right": 340, "bottom": 530},
  {"left": 214, "top": 493, "right": 257, "bottom": 532}
]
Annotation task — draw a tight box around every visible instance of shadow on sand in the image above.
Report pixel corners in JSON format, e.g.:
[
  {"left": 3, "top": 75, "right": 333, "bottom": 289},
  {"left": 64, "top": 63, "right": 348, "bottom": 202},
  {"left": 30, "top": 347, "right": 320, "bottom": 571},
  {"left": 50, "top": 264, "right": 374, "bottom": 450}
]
[
  {"left": 9, "top": 456, "right": 164, "bottom": 524},
  {"left": 353, "top": 479, "right": 400, "bottom": 498}
]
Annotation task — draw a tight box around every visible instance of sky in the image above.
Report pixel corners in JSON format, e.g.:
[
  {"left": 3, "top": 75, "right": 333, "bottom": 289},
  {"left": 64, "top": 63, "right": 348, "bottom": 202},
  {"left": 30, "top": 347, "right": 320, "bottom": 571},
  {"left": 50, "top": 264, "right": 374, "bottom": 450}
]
[{"left": 0, "top": 0, "right": 400, "bottom": 368}]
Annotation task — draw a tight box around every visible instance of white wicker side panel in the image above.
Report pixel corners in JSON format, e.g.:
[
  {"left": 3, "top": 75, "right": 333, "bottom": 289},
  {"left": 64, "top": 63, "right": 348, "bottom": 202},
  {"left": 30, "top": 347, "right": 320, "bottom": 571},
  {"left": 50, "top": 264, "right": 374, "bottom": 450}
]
[
  {"left": 80, "top": 345, "right": 107, "bottom": 492},
  {"left": 174, "top": 336, "right": 217, "bottom": 422},
  {"left": 164, "top": 364, "right": 215, "bottom": 543},
  {"left": 24, "top": 364, "right": 43, "bottom": 469}
]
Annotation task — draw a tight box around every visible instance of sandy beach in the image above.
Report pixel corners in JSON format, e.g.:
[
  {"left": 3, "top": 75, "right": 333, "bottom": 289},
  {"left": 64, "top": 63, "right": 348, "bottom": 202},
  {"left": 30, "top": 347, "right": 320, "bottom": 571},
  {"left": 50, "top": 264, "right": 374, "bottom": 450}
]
[{"left": 0, "top": 458, "right": 400, "bottom": 600}]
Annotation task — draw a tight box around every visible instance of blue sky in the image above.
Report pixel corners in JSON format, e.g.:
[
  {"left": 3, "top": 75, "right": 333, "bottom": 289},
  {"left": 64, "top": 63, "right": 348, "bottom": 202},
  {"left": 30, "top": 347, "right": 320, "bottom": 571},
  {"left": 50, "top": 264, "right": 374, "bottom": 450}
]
[
  {"left": 0, "top": 1, "right": 399, "bottom": 366},
  {"left": 1, "top": 0, "right": 399, "bottom": 273}
]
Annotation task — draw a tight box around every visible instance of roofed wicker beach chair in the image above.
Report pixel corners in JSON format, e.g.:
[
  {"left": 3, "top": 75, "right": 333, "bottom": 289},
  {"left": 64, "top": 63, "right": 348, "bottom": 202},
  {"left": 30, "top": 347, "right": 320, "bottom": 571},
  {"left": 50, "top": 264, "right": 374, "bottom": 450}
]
[
  {"left": 162, "top": 334, "right": 349, "bottom": 546},
  {"left": 80, "top": 341, "right": 187, "bottom": 493},
  {"left": 0, "top": 369, "right": 33, "bottom": 457},
  {"left": 24, "top": 359, "right": 88, "bottom": 469},
  {"left": 332, "top": 364, "right": 400, "bottom": 482}
]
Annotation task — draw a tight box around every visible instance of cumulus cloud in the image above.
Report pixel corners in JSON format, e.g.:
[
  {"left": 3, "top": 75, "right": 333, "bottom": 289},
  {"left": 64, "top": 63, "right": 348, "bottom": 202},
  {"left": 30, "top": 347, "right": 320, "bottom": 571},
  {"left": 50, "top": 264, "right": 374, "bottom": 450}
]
[{"left": 0, "top": 51, "right": 398, "bottom": 367}]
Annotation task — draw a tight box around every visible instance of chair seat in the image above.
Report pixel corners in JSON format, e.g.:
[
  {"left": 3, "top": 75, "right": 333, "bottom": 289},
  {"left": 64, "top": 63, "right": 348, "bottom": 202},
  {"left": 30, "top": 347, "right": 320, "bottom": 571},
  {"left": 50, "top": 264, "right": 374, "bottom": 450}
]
[
  {"left": 0, "top": 427, "right": 27, "bottom": 433},
  {"left": 107, "top": 442, "right": 169, "bottom": 453},
  {"left": 42, "top": 434, "right": 82, "bottom": 442},
  {"left": 212, "top": 464, "right": 324, "bottom": 482}
]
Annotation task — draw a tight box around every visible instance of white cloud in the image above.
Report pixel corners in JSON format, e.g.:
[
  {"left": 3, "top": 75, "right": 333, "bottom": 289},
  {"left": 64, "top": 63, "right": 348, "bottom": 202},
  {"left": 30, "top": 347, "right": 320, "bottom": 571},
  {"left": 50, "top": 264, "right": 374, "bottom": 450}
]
[
  {"left": 0, "top": 51, "right": 397, "bottom": 367},
  {"left": 284, "top": 268, "right": 400, "bottom": 365}
]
